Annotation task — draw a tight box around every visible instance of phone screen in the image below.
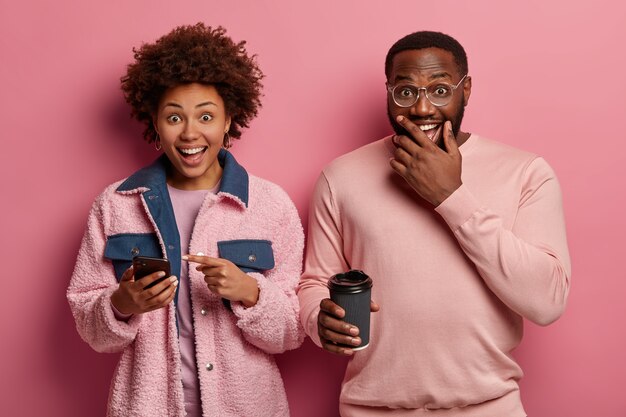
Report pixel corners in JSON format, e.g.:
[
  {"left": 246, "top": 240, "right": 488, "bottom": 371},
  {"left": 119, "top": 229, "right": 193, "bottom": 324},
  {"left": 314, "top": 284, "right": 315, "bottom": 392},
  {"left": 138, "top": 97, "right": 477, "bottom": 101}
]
[{"left": 132, "top": 256, "right": 171, "bottom": 288}]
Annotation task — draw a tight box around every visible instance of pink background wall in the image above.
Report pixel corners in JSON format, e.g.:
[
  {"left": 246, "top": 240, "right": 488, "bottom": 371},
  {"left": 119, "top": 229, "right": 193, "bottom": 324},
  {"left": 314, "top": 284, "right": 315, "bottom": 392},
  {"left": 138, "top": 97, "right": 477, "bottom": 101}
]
[{"left": 1, "top": 1, "right": 624, "bottom": 416}]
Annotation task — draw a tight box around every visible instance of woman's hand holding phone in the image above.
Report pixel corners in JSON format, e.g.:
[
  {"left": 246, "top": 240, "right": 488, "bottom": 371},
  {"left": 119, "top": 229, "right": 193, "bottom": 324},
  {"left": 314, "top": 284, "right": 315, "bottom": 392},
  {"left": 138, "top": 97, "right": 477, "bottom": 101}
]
[{"left": 111, "top": 265, "right": 178, "bottom": 315}]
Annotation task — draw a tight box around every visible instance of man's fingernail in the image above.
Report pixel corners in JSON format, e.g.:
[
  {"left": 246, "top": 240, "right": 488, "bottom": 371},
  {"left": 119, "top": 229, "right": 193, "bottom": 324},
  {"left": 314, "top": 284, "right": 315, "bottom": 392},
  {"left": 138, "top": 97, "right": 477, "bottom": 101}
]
[
  {"left": 396, "top": 115, "right": 404, "bottom": 122},
  {"left": 157, "top": 272, "right": 166, "bottom": 278},
  {"left": 182, "top": 255, "right": 188, "bottom": 260},
  {"left": 351, "top": 337, "right": 361, "bottom": 346},
  {"left": 169, "top": 276, "right": 177, "bottom": 282},
  {"left": 349, "top": 327, "right": 359, "bottom": 336}
]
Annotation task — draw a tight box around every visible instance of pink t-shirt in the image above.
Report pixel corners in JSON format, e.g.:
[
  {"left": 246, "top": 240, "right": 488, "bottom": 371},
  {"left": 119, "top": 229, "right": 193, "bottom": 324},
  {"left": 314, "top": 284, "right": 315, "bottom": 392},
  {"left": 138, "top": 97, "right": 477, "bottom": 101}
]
[
  {"left": 298, "top": 135, "right": 571, "bottom": 416},
  {"left": 167, "top": 183, "right": 216, "bottom": 417}
]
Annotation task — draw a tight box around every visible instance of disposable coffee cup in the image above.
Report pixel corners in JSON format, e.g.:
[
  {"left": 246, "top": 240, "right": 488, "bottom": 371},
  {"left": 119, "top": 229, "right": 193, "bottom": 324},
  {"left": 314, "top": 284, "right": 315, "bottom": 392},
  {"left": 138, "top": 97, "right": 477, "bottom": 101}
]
[{"left": 328, "top": 270, "right": 373, "bottom": 350}]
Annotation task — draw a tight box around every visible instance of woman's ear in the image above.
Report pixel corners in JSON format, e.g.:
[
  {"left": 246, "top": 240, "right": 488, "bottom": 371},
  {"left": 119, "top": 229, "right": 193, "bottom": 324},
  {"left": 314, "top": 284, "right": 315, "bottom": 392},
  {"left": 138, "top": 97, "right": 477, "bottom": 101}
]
[
  {"left": 152, "top": 114, "right": 159, "bottom": 135},
  {"left": 225, "top": 115, "right": 232, "bottom": 134}
]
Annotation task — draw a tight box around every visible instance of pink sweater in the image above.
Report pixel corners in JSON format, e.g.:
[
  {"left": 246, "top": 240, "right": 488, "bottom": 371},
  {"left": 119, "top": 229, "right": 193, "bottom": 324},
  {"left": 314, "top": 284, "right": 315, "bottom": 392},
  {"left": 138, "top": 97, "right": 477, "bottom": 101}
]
[
  {"left": 298, "top": 135, "right": 571, "bottom": 416},
  {"left": 68, "top": 153, "right": 304, "bottom": 416}
]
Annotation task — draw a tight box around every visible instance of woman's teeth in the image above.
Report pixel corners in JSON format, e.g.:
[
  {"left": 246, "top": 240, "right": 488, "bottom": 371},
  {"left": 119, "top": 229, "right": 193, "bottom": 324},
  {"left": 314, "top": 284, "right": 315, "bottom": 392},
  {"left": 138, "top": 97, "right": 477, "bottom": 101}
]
[{"left": 179, "top": 147, "right": 206, "bottom": 155}]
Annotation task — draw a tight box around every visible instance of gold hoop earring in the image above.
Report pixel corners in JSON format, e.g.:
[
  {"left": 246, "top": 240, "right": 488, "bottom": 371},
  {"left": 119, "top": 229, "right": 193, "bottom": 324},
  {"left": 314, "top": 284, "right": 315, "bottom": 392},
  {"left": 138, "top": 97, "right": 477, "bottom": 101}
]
[
  {"left": 223, "top": 132, "right": 231, "bottom": 149},
  {"left": 155, "top": 134, "right": 162, "bottom": 151}
]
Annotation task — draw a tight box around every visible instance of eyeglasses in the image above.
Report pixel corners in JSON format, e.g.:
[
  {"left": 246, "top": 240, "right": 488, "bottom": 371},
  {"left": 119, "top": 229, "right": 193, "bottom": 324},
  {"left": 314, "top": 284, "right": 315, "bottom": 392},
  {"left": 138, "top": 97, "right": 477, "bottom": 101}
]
[{"left": 387, "top": 74, "right": 468, "bottom": 107}]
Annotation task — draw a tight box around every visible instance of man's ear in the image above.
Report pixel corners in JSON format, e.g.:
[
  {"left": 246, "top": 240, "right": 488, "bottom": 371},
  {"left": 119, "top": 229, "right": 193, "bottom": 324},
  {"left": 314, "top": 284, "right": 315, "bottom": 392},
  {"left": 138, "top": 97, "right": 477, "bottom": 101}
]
[{"left": 462, "top": 76, "right": 472, "bottom": 107}]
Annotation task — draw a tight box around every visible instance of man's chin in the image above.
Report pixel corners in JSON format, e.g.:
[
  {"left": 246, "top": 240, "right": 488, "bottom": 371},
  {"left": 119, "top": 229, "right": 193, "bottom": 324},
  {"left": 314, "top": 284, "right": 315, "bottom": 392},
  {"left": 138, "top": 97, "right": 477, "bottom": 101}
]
[
  {"left": 386, "top": 108, "right": 464, "bottom": 151},
  {"left": 390, "top": 122, "right": 447, "bottom": 149},
  {"left": 389, "top": 120, "right": 410, "bottom": 138},
  {"left": 393, "top": 128, "right": 411, "bottom": 138}
]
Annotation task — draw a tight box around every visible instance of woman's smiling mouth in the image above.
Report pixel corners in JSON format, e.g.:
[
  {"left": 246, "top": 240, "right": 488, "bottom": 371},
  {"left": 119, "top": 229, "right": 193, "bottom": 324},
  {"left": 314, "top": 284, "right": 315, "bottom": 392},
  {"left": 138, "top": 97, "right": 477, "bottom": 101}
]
[
  {"left": 177, "top": 146, "right": 208, "bottom": 165},
  {"left": 178, "top": 146, "right": 207, "bottom": 155}
]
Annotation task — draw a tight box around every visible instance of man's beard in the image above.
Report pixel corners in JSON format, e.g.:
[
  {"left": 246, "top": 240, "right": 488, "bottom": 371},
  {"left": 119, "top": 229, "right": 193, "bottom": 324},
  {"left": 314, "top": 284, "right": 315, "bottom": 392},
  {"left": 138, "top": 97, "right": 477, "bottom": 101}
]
[{"left": 387, "top": 101, "right": 465, "bottom": 151}]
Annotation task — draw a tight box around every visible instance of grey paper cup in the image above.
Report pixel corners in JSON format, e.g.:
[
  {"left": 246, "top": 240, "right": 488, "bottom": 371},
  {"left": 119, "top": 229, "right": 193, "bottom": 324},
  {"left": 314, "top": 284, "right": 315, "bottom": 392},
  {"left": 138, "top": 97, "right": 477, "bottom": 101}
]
[{"left": 328, "top": 270, "right": 373, "bottom": 350}]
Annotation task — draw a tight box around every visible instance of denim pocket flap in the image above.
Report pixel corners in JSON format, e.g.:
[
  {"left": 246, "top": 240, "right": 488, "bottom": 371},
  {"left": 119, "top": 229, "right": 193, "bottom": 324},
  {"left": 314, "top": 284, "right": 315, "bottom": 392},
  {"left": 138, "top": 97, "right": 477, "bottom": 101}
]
[
  {"left": 104, "top": 233, "right": 162, "bottom": 261},
  {"left": 104, "top": 233, "right": 162, "bottom": 281},
  {"left": 217, "top": 239, "right": 274, "bottom": 272}
]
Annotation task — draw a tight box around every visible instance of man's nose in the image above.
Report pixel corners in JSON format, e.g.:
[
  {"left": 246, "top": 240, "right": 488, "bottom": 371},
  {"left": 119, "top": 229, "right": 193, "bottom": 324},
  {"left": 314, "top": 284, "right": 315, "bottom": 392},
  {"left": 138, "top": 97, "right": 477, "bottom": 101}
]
[{"left": 409, "top": 90, "right": 436, "bottom": 117}]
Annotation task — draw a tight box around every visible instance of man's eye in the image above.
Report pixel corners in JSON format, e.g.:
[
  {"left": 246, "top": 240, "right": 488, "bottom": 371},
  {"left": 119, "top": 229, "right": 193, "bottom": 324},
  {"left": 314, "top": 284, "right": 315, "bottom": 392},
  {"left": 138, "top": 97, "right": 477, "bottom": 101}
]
[
  {"left": 167, "top": 115, "right": 181, "bottom": 123},
  {"left": 432, "top": 86, "right": 450, "bottom": 96},
  {"left": 399, "top": 88, "right": 415, "bottom": 97},
  {"left": 200, "top": 114, "right": 213, "bottom": 122}
]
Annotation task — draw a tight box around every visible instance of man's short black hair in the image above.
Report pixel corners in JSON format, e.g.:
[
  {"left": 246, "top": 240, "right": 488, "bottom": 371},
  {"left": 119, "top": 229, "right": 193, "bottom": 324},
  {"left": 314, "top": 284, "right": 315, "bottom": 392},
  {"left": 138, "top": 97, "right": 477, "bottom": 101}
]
[{"left": 385, "top": 31, "right": 468, "bottom": 79}]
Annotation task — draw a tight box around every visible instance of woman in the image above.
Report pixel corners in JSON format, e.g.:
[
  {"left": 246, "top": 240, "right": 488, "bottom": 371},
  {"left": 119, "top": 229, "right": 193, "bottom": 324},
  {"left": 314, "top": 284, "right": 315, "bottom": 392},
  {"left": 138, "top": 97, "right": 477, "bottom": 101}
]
[{"left": 67, "top": 23, "right": 304, "bottom": 416}]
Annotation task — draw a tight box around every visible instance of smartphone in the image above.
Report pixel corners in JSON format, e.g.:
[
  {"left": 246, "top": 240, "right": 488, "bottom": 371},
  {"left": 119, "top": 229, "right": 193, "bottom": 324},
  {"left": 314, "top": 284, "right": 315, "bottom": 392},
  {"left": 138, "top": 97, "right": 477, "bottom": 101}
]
[{"left": 132, "top": 256, "right": 171, "bottom": 289}]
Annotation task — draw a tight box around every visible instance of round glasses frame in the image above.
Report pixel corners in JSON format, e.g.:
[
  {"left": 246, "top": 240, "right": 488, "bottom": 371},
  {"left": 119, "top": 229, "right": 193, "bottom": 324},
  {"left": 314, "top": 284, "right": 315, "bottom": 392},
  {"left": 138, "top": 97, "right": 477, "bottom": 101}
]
[{"left": 387, "top": 74, "right": 468, "bottom": 108}]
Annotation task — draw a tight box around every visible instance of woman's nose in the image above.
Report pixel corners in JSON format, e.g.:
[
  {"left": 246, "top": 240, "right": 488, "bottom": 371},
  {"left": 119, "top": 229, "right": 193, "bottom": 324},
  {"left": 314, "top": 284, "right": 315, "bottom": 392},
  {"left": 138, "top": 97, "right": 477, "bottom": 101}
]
[{"left": 181, "top": 121, "right": 200, "bottom": 140}]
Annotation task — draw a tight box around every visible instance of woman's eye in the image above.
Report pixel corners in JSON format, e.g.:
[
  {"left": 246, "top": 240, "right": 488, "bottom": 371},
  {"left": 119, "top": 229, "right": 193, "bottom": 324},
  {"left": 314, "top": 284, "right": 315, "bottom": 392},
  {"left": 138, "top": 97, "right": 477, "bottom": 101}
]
[
  {"left": 200, "top": 114, "right": 213, "bottom": 122},
  {"left": 167, "top": 115, "right": 181, "bottom": 123}
]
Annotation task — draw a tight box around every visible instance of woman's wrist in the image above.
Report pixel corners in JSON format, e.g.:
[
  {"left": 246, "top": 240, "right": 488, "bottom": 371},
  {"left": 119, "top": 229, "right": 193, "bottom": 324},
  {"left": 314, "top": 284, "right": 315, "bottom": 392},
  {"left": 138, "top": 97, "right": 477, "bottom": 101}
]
[
  {"left": 240, "top": 276, "right": 260, "bottom": 308},
  {"left": 111, "top": 290, "right": 133, "bottom": 316}
]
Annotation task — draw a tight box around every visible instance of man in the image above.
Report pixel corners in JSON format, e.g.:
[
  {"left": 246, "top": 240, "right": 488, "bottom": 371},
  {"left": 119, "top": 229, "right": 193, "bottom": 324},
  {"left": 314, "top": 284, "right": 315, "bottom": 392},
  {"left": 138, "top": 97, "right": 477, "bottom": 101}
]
[{"left": 297, "top": 31, "right": 571, "bottom": 416}]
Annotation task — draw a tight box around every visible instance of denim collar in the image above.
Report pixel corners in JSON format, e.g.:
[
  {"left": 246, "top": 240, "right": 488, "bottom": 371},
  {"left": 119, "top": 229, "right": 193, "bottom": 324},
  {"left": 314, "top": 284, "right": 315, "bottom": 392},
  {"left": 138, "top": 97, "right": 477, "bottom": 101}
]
[{"left": 116, "top": 149, "right": 249, "bottom": 207}]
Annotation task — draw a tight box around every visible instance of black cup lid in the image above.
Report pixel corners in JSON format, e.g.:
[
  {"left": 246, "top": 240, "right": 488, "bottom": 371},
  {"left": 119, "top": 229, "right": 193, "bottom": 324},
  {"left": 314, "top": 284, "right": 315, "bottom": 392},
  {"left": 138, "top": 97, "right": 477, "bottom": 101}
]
[{"left": 328, "top": 270, "right": 372, "bottom": 293}]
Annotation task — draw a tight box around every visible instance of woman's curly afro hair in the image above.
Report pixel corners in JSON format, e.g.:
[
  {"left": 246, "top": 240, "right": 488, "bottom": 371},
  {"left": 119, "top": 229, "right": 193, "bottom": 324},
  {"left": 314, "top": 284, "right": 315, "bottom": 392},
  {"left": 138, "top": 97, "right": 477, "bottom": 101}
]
[{"left": 121, "top": 23, "right": 264, "bottom": 143}]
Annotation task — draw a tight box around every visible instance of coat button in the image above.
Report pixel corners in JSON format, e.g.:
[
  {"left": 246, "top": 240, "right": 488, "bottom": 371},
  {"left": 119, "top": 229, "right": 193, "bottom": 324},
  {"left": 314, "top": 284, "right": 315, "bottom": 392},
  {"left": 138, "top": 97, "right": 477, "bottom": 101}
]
[
  {"left": 168, "top": 244, "right": 174, "bottom": 250},
  {"left": 248, "top": 254, "right": 256, "bottom": 262},
  {"left": 148, "top": 195, "right": 158, "bottom": 200},
  {"left": 201, "top": 308, "right": 207, "bottom": 316},
  {"left": 206, "top": 363, "right": 214, "bottom": 371},
  {"left": 131, "top": 247, "right": 140, "bottom": 256}
]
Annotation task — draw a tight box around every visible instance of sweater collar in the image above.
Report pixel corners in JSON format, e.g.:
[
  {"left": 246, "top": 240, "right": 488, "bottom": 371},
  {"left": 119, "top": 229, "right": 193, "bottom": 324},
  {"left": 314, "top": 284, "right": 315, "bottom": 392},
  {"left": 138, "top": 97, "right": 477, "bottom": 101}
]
[{"left": 116, "top": 149, "right": 249, "bottom": 207}]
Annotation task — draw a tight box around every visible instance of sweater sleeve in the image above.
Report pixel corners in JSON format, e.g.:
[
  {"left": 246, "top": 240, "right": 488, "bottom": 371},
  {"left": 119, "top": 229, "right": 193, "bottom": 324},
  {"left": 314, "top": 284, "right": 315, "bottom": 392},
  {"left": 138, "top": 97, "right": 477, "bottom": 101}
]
[
  {"left": 66, "top": 196, "right": 143, "bottom": 353},
  {"left": 297, "top": 173, "right": 350, "bottom": 347},
  {"left": 435, "top": 157, "right": 571, "bottom": 326},
  {"left": 230, "top": 192, "right": 305, "bottom": 354}
]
